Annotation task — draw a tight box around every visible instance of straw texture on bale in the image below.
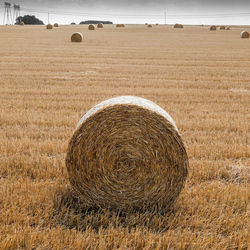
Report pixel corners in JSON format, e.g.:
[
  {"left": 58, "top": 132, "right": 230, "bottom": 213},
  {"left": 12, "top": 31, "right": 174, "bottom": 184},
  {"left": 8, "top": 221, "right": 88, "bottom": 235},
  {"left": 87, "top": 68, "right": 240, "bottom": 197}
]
[
  {"left": 54, "top": 23, "right": 59, "bottom": 27},
  {"left": 66, "top": 96, "right": 189, "bottom": 211},
  {"left": 97, "top": 23, "right": 103, "bottom": 28},
  {"left": 210, "top": 25, "right": 216, "bottom": 31},
  {"left": 220, "top": 26, "right": 225, "bottom": 30},
  {"left": 88, "top": 24, "right": 95, "bottom": 30},
  {"left": 240, "top": 31, "right": 249, "bottom": 38},
  {"left": 71, "top": 32, "right": 83, "bottom": 42},
  {"left": 46, "top": 24, "right": 53, "bottom": 29},
  {"left": 116, "top": 24, "right": 125, "bottom": 28},
  {"left": 174, "top": 24, "right": 183, "bottom": 28}
]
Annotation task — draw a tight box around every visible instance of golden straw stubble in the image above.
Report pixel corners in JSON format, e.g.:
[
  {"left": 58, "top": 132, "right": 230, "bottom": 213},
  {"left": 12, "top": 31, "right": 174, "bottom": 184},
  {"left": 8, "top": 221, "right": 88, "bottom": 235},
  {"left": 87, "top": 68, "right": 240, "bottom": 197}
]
[{"left": 66, "top": 97, "right": 188, "bottom": 211}]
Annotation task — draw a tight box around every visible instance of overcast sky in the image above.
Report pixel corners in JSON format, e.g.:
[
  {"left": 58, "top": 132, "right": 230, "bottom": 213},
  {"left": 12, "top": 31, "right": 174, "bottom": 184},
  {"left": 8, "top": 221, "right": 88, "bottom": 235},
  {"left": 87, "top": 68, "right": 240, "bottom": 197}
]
[{"left": 1, "top": 0, "right": 250, "bottom": 24}]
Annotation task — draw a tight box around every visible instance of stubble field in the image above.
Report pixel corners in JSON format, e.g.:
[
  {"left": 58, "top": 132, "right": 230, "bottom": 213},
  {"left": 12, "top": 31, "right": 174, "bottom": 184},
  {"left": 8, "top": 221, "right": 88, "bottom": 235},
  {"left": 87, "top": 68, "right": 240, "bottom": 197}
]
[{"left": 0, "top": 24, "right": 249, "bottom": 249}]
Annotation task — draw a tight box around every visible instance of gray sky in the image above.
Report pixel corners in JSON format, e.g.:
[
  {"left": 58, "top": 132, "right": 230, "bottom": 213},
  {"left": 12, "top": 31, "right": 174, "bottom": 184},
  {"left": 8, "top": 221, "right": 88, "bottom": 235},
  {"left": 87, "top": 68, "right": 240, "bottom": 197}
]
[{"left": 1, "top": 0, "right": 250, "bottom": 24}]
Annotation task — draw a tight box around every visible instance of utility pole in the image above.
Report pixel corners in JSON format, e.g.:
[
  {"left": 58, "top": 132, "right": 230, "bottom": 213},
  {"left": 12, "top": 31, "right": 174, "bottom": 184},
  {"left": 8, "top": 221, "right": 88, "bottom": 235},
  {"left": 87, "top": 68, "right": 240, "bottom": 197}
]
[
  {"left": 13, "top": 5, "right": 20, "bottom": 25},
  {"left": 164, "top": 10, "right": 167, "bottom": 25},
  {"left": 48, "top": 12, "right": 50, "bottom": 24},
  {"left": 3, "top": 2, "right": 12, "bottom": 25}
]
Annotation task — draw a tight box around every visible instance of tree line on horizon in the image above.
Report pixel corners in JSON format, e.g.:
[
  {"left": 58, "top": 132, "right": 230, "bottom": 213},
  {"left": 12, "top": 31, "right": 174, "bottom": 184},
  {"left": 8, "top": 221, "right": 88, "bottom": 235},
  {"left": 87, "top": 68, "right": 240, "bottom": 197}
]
[{"left": 15, "top": 15, "right": 113, "bottom": 25}]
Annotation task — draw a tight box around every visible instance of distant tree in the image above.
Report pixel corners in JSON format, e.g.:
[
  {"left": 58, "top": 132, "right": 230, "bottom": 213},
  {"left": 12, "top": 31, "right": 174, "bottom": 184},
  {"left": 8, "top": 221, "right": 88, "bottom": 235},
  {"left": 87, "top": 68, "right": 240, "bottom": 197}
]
[
  {"left": 15, "top": 15, "right": 44, "bottom": 25},
  {"left": 79, "top": 20, "right": 113, "bottom": 25},
  {"left": 71, "top": 22, "right": 76, "bottom": 25}
]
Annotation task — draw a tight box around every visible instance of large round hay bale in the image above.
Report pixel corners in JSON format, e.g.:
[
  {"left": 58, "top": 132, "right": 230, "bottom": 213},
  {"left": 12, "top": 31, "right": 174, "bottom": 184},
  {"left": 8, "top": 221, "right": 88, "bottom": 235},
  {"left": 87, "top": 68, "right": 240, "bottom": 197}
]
[
  {"left": 46, "top": 24, "right": 53, "bottom": 29},
  {"left": 220, "top": 26, "right": 225, "bottom": 30},
  {"left": 147, "top": 24, "right": 152, "bottom": 28},
  {"left": 210, "top": 25, "right": 216, "bottom": 31},
  {"left": 88, "top": 24, "right": 95, "bottom": 30},
  {"left": 71, "top": 32, "right": 83, "bottom": 42},
  {"left": 97, "top": 23, "right": 103, "bottom": 28},
  {"left": 20, "top": 22, "right": 24, "bottom": 26},
  {"left": 66, "top": 96, "right": 189, "bottom": 211},
  {"left": 240, "top": 31, "right": 249, "bottom": 38},
  {"left": 54, "top": 23, "right": 59, "bottom": 27},
  {"left": 116, "top": 24, "right": 125, "bottom": 28},
  {"left": 174, "top": 23, "right": 183, "bottom": 28}
]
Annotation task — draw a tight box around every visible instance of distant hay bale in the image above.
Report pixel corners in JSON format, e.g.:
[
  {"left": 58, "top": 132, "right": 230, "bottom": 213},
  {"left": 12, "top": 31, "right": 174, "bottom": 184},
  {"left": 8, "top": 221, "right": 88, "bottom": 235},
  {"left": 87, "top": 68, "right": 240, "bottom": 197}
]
[
  {"left": 210, "top": 25, "right": 216, "bottom": 31},
  {"left": 46, "top": 24, "right": 53, "bottom": 29},
  {"left": 54, "top": 23, "right": 59, "bottom": 27},
  {"left": 88, "top": 24, "right": 95, "bottom": 30},
  {"left": 147, "top": 24, "right": 152, "bottom": 28},
  {"left": 240, "top": 31, "right": 249, "bottom": 38},
  {"left": 174, "top": 24, "right": 183, "bottom": 28},
  {"left": 66, "top": 96, "right": 189, "bottom": 211},
  {"left": 20, "top": 22, "right": 24, "bottom": 26},
  {"left": 220, "top": 26, "right": 225, "bottom": 30},
  {"left": 156, "top": 23, "right": 159, "bottom": 26},
  {"left": 71, "top": 32, "right": 83, "bottom": 42},
  {"left": 116, "top": 24, "right": 125, "bottom": 28},
  {"left": 97, "top": 23, "right": 103, "bottom": 28},
  {"left": 226, "top": 26, "right": 231, "bottom": 30}
]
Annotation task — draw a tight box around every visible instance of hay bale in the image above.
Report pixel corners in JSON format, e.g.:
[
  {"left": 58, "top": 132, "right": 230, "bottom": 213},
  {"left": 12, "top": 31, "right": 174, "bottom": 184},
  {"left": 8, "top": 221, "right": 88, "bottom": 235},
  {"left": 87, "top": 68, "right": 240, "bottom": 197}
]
[
  {"left": 210, "top": 25, "right": 216, "bottom": 31},
  {"left": 174, "top": 23, "right": 183, "bottom": 28},
  {"left": 226, "top": 26, "right": 231, "bottom": 30},
  {"left": 220, "top": 26, "right": 225, "bottom": 30},
  {"left": 20, "top": 22, "right": 24, "bottom": 26},
  {"left": 240, "top": 31, "right": 249, "bottom": 38},
  {"left": 71, "top": 32, "right": 83, "bottom": 42},
  {"left": 46, "top": 24, "right": 53, "bottom": 29},
  {"left": 97, "top": 23, "right": 103, "bottom": 28},
  {"left": 88, "top": 24, "right": 95, "bottom": 30},
  {"left": 66, "top": 96, "right": 189, "bottom": 211},
  {"left": 54, "top": 23, "right": 59, "bottom": 27},
  {"left": 116, "top": 24, "right": 125, "bottom": 28},
  {"left": 147, "top": 24, "right": 152, "bottom": 28}
]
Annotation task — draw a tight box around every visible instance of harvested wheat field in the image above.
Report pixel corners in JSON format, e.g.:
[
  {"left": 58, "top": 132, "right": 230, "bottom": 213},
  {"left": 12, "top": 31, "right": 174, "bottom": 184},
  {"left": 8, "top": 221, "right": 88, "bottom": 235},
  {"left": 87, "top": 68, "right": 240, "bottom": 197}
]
[{"left": 0, "top": 24, "right": 249, "bottom": 249}]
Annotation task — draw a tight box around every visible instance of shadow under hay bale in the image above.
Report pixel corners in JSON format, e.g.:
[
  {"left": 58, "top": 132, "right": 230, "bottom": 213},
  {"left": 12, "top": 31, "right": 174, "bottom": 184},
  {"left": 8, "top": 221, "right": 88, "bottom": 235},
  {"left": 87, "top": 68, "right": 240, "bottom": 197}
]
[
  {"left": 210, "top": 25, "right": 216, "bottom": 31},
  {"left": 71, "top": 32, "right": 83, "bottom": 42},
  {"left": 66, "top": 96, "right": 188, "bottom": 212},
  {"left": 51, "top": 187, "right": 177, "bottom": 233}
]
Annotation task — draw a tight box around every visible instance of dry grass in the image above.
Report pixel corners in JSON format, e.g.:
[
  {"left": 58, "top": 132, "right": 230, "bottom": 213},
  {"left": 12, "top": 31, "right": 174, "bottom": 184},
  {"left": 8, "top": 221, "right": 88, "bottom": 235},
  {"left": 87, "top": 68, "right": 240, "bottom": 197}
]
[{"left": 0, "top": 24, "right": 249, "bottom": 249}]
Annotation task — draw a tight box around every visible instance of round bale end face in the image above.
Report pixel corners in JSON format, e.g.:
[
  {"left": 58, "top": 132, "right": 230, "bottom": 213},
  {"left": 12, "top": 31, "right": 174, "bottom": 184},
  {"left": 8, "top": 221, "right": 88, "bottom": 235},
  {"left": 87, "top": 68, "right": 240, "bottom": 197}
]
[
  {"left": 88, "top": 24, "right": 95, "bottom": 30},
  {"left": 116, "top": 24, "right": 125, "bottom": 28},
  {"left": 54, "top": 23, "right": 59, "bottom": 27},
  {"left": 210, "top": 25, "right": 216, "bottom": 31},
  {"left": 46, "top": 24, "right": 53, "bottom": 29},
  {"left": 71, "top": 32, "right": 83, "bottom": 42},
  {"left": 174, "top": 24, "right": 183, "bottom": 28},
  {"left": 65, "top": 96, "right": 189, "bottom": 212},
  {"left": 97, "top": 23, "right": 103, "bottom": 28},
  {"left": 240, "top": 31, "right": 249, "bottom": 38}
]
